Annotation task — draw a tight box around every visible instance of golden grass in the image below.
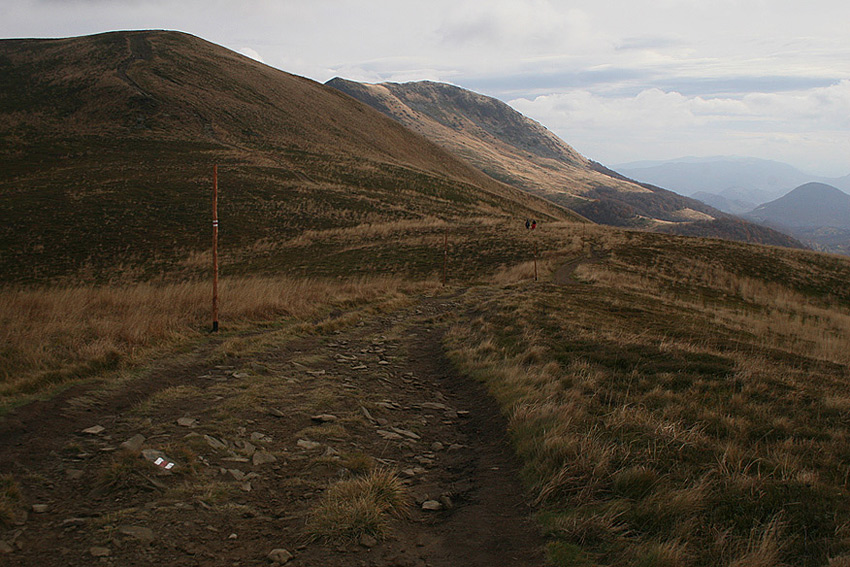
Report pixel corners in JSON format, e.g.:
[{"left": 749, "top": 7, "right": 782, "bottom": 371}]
[
  {"left": 446, "top": 230, "right": 850, "bottom": 566},
  {"left": 305, "top": 467, "right": 408, "bottom": 543},
  {"left": 0, "top": 275, "right": 433, "bottom": 404}
]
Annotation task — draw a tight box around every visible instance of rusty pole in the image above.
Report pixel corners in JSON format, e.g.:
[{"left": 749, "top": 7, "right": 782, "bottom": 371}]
[
  {"left": 442, "top": 225, "right": 448, "bottom": 286},
  {"left": 212, "top": 165, "right": 219, "bottom": 333},
  {"left": 534, "top": 240, "right": 538, "bottom": 282}
]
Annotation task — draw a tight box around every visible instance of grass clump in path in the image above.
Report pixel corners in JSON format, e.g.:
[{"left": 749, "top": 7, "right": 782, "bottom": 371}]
[{"left": 305, "top": 467, "right": 408, "bottom": 543}]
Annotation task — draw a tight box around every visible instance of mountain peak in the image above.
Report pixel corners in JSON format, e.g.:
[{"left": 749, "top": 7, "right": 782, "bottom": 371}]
[{"left": 747, "top": 182, "right": 850, "bottom": 229}]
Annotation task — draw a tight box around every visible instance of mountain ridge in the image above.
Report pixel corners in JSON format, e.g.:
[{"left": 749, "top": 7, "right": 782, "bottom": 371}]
[
  {"left": 746, "top": 182, "right": 850, "bottom": 229},
  {"left": 327, "top": 78, "right": 802, "bottom": 249},
  {"left": 614, "top": 156, "right": 850, "bottom": 207},
  {"left": 0, "top": 30, "right": 575, "bottom": 283}
]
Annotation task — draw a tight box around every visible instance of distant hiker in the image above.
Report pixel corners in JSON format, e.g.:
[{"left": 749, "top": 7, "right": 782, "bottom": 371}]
[
  {"left": 531, "top": 220, "right": 537, "bottom": 230},
  {"left": 525, "top": 219, "right": 530, "bottom": 230}
]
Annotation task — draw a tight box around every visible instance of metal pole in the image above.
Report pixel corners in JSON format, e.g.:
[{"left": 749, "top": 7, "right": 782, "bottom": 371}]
[
  {"left": 442, "top": 225, "right": 448, "bottom": 286},
  {"left": 212, "top": 165, "right": 219, "bottom": 332},
  {"left": 534, "top": 240, "right": 538, "bottom": 282}
]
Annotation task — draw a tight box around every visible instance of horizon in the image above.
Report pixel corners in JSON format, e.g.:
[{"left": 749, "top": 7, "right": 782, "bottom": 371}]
[{"left": 2, "top": 0, "right": 849, "bottom": 177}]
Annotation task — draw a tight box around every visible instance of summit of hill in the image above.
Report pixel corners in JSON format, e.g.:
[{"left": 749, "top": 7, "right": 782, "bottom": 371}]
[
  {"left": 0, "top": 30, "right": 574, "bottom": 284},
  {"left": 746, "top": 182, "right": 850, "bottom": 229}
]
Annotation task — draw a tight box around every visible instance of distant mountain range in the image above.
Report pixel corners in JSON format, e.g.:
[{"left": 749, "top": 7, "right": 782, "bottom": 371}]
[
  {"left": 743, "top": 183, "right": 850, "bottom": 255},
  {"left": 327, "top": 79, "right": 800, "bottom": 248},
  {"left": 613, "top": 156, "right": 850, "bottom": 213}
]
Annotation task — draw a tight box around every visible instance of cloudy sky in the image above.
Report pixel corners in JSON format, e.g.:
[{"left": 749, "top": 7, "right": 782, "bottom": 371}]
[{"left": 3, "top": 0, "right": 849, "bottom": 176}]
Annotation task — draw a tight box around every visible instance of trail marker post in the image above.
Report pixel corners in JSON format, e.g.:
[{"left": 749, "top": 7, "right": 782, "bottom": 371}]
[
  {"left": 534, "top": 240, "right": 538, "bottom": 282},
  {"left": 212, "top": 165, "right": 219, "bottom": 333},
  {"left": 442, "top": 225, "right": 448, "bottom": 286}
]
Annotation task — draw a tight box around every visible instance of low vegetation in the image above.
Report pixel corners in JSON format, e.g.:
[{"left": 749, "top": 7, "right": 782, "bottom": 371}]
[
  {"left": 446, "top": 228, "right": 850, "bottom": 566},
  {"left": 305, "top": 467, "right": 409, "bottom": 543},
  {"left": 0, "top": 274, "right": 433, "bottom": 409},
  {"left": 3, "top": 214, "right": 850, "bottom": 565}
]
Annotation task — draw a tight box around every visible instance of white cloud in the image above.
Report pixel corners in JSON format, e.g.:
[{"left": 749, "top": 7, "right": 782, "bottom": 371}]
[
  {"left": 510, "top": 80, "right": 850, "bottom": 176},
  {"left": 438, "top": 0, "right": 596, "bottom": 51},
  {"left": 237, "top": 47, "right": 265, "bottom": 63},
  {"left": 2, "top": 0, "right": 849, "bottom": 174}
]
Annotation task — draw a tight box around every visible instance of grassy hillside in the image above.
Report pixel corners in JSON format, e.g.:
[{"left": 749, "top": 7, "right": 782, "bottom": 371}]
[
  {"left": 0, "top": 30, "right": 577, "bottom": 284},
  {"left": 446, "top": 225, "right": 850, "bottom": 566},
  {"left": 326, "top": 78, "right": 802, "bottom": 249},
  {"left": 3, "top": 216, "right": 849, "bottom": 565}
]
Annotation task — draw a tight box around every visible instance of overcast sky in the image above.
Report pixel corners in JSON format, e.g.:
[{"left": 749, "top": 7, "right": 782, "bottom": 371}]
[{"left": 3, "top": 0, "right": 849, "bottom": 177}]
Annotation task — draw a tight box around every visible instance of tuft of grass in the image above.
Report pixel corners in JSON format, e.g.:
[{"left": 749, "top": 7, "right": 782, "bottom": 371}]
[
  {"left": 305, "top": 467, "right": 408, "bottom": 543},
  {"left": 546, "top": 540, "right": 595, "bottom": 567},
  {"left": 0, "top": 474, "right": 23, "bottom": 528}
]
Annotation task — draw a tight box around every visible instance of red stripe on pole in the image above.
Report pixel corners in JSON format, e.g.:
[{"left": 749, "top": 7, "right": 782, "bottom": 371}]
[{"left": 212, "top": 165, "right": 219, "bottom": 332}]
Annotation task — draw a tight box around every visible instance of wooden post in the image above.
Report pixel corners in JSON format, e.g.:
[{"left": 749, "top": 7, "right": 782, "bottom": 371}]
[
  {"left": 534, "top": 240, "right": 538, "bottom": 282},
  {"left": 212, "top": 165, "right": 219, "bottom": 333},
  {"left": 442, "top": 225, "right": 448, "bottom": 286}
]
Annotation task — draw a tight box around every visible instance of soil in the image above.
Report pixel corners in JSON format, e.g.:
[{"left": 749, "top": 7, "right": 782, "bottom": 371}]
[{"left": 0, "top": 292, "right": 547, "bottom": 566}]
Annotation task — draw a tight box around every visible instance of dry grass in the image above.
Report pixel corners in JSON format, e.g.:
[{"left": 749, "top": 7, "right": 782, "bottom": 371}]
[
  {"left": 447, "top": 230, "right": 850, "bottom": 566},
  {"left": 305, "top": 467, "right": 408, "bottom": 543},
  {"left": 0, "top": 275, "right": 432, "bottom": 406},
  {"left": 0, "top": 474, "right": 23, "bottom": 529}
]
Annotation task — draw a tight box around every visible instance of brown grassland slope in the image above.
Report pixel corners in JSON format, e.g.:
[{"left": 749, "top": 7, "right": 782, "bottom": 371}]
[
  {"left": 0, "top": 30, "right": 577, "bottom": 284},
  {"left": 3, "top": 217, "right": 850, "bottom": 566},
  {"left": 326, "top": 78, "right": 802, "bottom": 249}
]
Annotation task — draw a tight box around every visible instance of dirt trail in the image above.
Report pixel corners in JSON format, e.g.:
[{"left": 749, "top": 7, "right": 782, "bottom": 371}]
[
  {"left": 0, "top": 293, "right": 545, "bottom": 566},
  {"left": 553, "top": 250, "right": 606, "bottom": 285}
]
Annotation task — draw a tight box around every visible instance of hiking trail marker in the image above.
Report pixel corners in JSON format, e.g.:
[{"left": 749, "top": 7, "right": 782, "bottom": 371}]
[{"left": 212, "top": 164, "right": 219, "bottom": 333}]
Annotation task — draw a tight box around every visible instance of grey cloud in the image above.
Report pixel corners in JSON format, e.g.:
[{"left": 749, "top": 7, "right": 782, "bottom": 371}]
[{"left": 615, "top": 35, "right": 684, "bottom": 51}]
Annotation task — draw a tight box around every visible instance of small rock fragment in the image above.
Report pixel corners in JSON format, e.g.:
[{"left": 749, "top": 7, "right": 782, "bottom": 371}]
[
  {"left": 65, "top": 469, "right": 84, "bottom": 480},
  {"left": 421, "top": 500, "right": 442, "bottom": 511},
  {"left": 268, "top": 548, "right": 293, "bottom": 564},
  {"left": 359, "top": 533, "right": 378, "bottom": 548},
  {"left": 390, "top": 427, "right": 421, "bottom": 440},
  {"left": 204, "top": 435, "right": 228, "bottom": 450},
  {"left": 360, "top": 405, "right": 377, "bottom": 423},
  {"left": 376, "top": 430, "right": 404, "bottom": 441},
  {"left": 82, "top": 425, "right": 105, "bottom": 435},
  {"left": 89, "top": 546, "right": 111, "bottom": 557},
  {"left": 236, "top": 440, "right": 257, "bottom": 457},
  {"left": 253, "top": 451, "right": 277, "bottom": 466},
  {"left": 118, "top": 525, "right": 155, "bottom": 543},
  {"left": 267, "top": 407, "right": 286, "bottom": 418},
  {"left": 296, "top": 439, "right": 321, "bottom": 450},
  {"left": 31, "top": 504, "right": 48, "bottom": 514},
  {"left": 177, "top": 417, "right": 197, "bottom": 427},
  {"left": 311, "top": 414, "right": 338, "bottom": 423},
  {"left": 120, "top": 434, "right": 146, "bottom": 453}
]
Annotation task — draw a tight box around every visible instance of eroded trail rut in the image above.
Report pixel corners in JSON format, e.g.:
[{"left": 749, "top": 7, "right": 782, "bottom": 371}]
[{"left": 0, "top": 294, "right": 545, "bottom": 566}]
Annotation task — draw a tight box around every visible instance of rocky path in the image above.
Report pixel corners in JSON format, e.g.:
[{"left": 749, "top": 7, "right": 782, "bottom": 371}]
[{"left": 0, "top": 293, "right": 545, "bottom": 566}]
